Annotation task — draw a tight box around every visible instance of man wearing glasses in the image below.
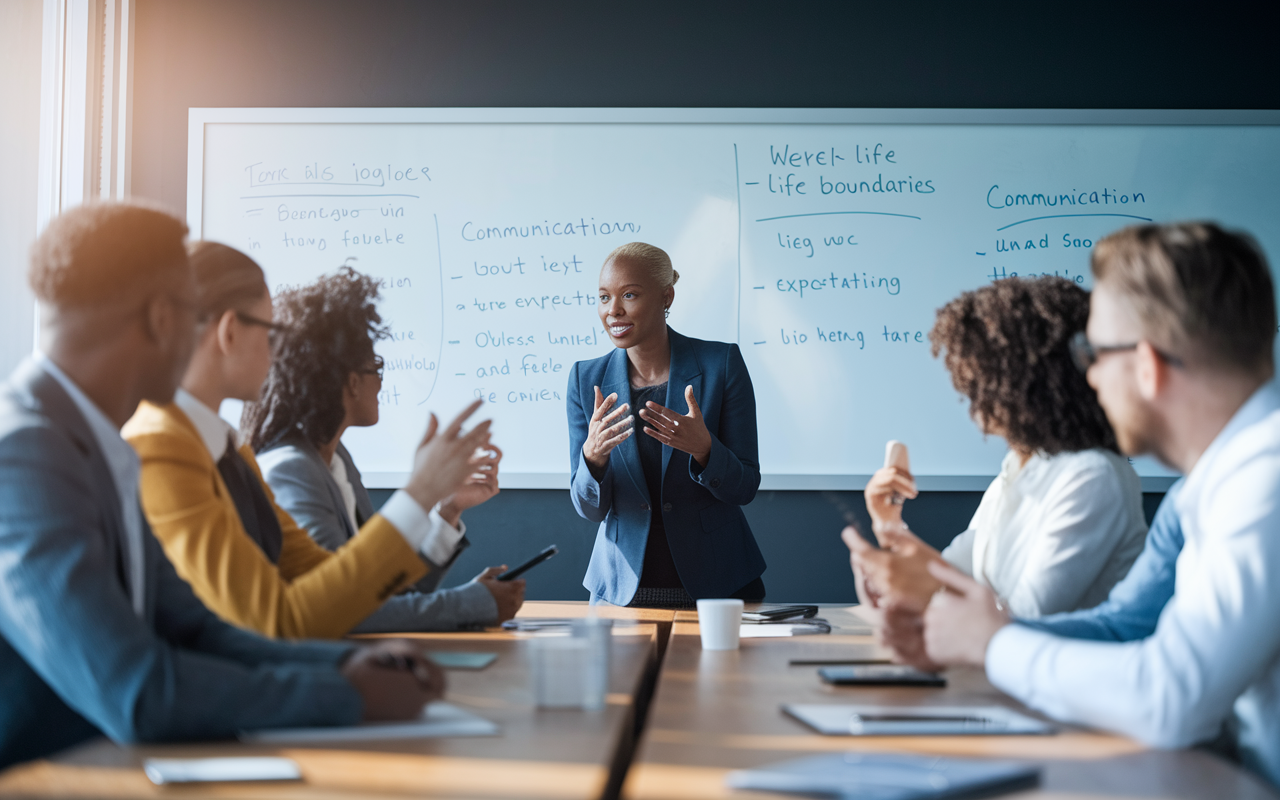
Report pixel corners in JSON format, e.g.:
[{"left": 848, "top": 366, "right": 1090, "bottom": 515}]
[{"left": 922, "top": 223, "right": 1280, "bottom": 788}]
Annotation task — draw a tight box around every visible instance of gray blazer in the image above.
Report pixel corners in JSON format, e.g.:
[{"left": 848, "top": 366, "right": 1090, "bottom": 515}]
[
  {"left": 257, "top": 436, "right": 496, "bottom": 631},
  {"left": 0, "top": 359, "right": 361, "bottom": 769}
]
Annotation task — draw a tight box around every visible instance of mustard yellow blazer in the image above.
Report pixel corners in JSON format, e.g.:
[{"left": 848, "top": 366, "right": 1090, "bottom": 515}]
[{"left": 124, "top": 401, "right": 427, "bottom": 639}]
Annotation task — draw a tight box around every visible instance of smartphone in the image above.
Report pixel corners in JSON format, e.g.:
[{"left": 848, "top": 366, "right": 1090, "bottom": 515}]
[
  {"left": 819, "top": 665, "right": 947, "bottom": 687},
  {"left": 496, "top": 545, "right": 558, "bottom": 581},
  {"left": 741, "top": 605, "right": 819, "bottom": 622}
]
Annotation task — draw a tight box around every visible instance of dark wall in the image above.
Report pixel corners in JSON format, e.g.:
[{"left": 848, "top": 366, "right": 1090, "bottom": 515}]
[
  {"left": 132, "top": 0, "right": 1280, "bottom": 217},
  {"left": 132, "top": 0, "right": 1266, "bottom": 600},
  {"left": 371, "top": 488, "right": 1167, "bottom": 601}
]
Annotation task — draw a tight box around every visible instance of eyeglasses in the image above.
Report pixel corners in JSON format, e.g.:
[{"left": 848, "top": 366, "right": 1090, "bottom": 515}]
[
  {"left": 1069, "top": 331, "right": 1184, "bottom": 373},
  {"left": 235, "top": 311, "right": 290, "bottom": 334},
  {"left": 357, "top": 355, "right": 385, "bottom": 380}
]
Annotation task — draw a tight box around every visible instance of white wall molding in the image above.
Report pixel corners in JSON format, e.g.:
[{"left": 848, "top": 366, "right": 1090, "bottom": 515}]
[
  {"left": 37, "top": 0, "right": 134, "bottom": 236},
  {"left": 34, "top": 0, "right": 132, "bottom": 350}
]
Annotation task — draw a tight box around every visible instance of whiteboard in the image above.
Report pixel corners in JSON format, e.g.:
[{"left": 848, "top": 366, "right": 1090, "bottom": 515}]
[{"left": 189, "top": 108, "right": 1280, "bottom": 490}]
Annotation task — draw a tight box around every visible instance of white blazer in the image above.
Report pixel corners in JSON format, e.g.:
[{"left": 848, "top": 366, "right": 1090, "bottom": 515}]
[{"left": 941, "top": 448, "right": 1148, "bottom": 618}]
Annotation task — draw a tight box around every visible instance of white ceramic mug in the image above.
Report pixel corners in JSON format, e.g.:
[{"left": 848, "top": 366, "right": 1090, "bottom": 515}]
[{"left": 696, "top": 598, "right": 744, "bottom": 650}]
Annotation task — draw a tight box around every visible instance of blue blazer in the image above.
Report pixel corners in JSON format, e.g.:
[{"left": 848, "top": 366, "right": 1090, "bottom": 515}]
[
  {"left": 567, "top": 328, "right": 765, "bottom": 605},
  {"left": 0, "top": 358, "right": 362, "bottom": 769}
]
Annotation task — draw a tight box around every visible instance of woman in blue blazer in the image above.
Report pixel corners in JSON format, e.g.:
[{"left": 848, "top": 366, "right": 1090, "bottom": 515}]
[{"left": 567, "top": 242, "right": 765, "bottom": 608}]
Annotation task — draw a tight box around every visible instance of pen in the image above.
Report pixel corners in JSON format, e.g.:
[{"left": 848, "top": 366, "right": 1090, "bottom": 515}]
[
  {"left": 849, "top": 714, "right": 1002, "bottom": 725},
  {"left": 375, "top": 652, "right": 435, "bottom": 690},
  {"left": 789, "top": 658, "right": 893, "bottom": 666}
]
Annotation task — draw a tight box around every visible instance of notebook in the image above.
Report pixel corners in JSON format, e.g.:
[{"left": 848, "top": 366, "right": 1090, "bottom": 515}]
[
  {"left": 783, "top": 704, "right": 1056, "bottom": 736},
  {"left": 726, "top": 751, "right": 1040, "bottom": 799}
]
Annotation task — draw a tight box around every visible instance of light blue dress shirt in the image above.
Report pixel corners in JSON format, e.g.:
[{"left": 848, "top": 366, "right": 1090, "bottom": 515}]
[
  {"left": 1017, "top": 480, "right": 1183, "bottom": 642},
  {"left": 986, "top": 382, "right": 1280, "bottom": 787}
]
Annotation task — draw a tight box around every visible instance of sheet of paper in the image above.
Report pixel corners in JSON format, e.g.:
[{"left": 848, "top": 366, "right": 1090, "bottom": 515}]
[
  {"left": 240, "top": 702, "right": 499, "bottom": 744},
  {"left": 428, "top": 651, "right": 498, "bottom": 670},
  {"left": 143, "top": 757, "right": 301, "bottom": 785},
  {"left": 740, "top": 624, "right": 831, "bottom": 638},
  {"left": 783, "top": 703, "right": 1056, "bottom": 736}
]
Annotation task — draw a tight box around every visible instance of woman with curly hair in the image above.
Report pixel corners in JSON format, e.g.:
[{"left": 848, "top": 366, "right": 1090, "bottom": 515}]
[
  {"left": 248, "top": 267, "right": 522, "bottom": 624},
  {"left": 844, "top": 276, "right": 1148, "bottom": 624},
  {"left": 124, "top": 244, "right": 511, "bottom": 639}
]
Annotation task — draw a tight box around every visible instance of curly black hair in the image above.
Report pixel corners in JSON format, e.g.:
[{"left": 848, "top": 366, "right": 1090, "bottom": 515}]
[
  {"left": 243, "top": 267, "right": 388, "bottom": 452},
  {"left": 929, "top": 276, "right": 1117, "bottom": 456}
]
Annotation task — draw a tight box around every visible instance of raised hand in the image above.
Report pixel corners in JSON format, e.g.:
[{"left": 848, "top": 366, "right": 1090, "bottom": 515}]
[
  {"left": 439, "top": 445, "right": 503, "bottom": 526},
  {"left": 864, "top": 465, "right": 918, "bottom": 534},
  {"left": 639, "top": 385, "right": 713, "bottom": 466},
  {"left": 405, "top": 399, "right": 494, "bottom": 513},
  {"left": 583, "top": 386, "right": 633, "bottom": 471},
  {"left": 341, "top": 638, "right": 446, "bottom": 721}
]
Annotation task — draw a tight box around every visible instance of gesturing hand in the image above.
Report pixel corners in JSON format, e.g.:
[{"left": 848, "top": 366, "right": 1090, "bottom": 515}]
[
  {"left": 439, "top": 445, "right": 503, "bottom": 526},
  {"left": 583, "top": 386, "right": 633, "bottom": 471},
  {"left": 639, "top": 385, "right": 713, "bottom": 466},
  {"left": 341, "top": 638, "right": 446, "bottom": 721},
  {"left": 405, "top": 399, "right": 494, "bottom": 514}
]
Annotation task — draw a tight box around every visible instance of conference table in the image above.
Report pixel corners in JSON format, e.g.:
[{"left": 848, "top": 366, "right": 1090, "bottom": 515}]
[
  {"left": 0, "top": 602, "right": 1274, "bottom": 800},
  {"left": 624, "top": 606, "right": 1278, "bottom": 799}
]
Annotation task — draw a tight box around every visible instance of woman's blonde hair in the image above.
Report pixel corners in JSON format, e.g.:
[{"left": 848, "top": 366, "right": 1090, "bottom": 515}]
[
  {"left": 603, "top": 242, "right": 680, "bottom": 289},
  {"left": 187, "top": 240, "right": 268, "bottom": 321}
]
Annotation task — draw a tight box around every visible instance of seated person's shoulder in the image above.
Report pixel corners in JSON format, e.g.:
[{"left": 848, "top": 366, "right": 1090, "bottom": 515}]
[
  {"left": 0, "top": 390, "right": 97, "bottom": 485},
  {"left": 1045, "top": 448, "right": 1141, "bottom": 504},
  {"left": 1051, "top": 447, "right": 1133, "bottom": 477},
  {"left": 257, "top": 441, "right": 328, "bottom": 486},
  {"left": 122, "top": 401, "right": 204, "bottom": 459}
]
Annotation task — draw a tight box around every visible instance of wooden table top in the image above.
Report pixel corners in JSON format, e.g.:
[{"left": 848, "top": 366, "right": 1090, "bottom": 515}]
[
  {"left": 625, "top": 606, "right": 1279, "bottom": 800},
  {"left": 0, "top": 623, "right": 658, "bottom": 800},
  {"left": 5, "top": 602, "right": 1275, "bottom": 800}
]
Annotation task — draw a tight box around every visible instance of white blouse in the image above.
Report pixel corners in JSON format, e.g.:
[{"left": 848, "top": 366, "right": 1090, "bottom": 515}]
[
  {"left": 327, "top": 452, "right": 361, "bottom": 534},
  {"left": 940, "top": 448, "right": 1148, "bottom": 619}
]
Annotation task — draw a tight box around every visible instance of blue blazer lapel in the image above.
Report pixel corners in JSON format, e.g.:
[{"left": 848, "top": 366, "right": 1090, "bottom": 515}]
[
  {"left": 662, "top": 329, "right": 704, "bottom": 481},
  {"left": 599, "top": 347, "right": 648, "bottom": 500}
]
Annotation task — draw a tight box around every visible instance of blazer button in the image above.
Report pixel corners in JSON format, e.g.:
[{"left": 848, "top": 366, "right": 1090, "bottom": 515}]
[
  {"left": 710, "top": 478, "right": 721, "bottom": 488},
  {"left": 663, "top": 502, "right": 673, "bottom": 512},
  {"left": 641, "top": 502, "right": 649, "bottom": 511}
]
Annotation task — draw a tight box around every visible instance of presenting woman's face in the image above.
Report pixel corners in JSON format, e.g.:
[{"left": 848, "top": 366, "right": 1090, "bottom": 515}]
[{"left": 597, "top": 257, "right": 672, "bottom": 349}]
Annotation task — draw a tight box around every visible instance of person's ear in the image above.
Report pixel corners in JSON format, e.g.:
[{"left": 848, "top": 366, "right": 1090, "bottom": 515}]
[
  {"left": 663, "top": 285, "right": 675, "bottom": 313},
  {"left": 1134, "top": 340, "right": 1166, "bottom": 401},
  {"left": 214, "top": 309, "right": 238, "bottom": 355},
  {"left": 343, "top": 372, "right": 361, "bottom": 401},
  {"left": 141, "top": 294, "right": 173, "bottom": 345}
]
